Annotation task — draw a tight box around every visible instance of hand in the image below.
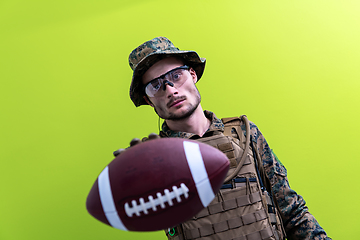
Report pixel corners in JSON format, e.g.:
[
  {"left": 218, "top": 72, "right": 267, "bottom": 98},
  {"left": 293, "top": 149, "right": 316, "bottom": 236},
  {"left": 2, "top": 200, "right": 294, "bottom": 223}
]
[{"left": 113, "top": 133, "right": 160, "bottom": 157}]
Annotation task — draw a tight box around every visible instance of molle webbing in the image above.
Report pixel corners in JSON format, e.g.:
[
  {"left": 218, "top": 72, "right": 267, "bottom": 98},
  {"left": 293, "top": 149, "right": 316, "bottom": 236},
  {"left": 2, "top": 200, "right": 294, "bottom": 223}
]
[
  {"left": 195, "top": 189, "right": 262, "bottom": 218},
  {"left": 184, "top": 209, "right": 272, "bottom": 240},
  {"left": 168, "top": 227, "right": 274, "bottom": 240},
  {"left": 166, "top": 116, "right": 285, "bottom": 240}
]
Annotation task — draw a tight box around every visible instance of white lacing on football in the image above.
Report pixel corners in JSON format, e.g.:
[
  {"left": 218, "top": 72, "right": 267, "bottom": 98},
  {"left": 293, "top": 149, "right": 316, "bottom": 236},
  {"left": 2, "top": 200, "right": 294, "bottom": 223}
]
[{"left": 124, "top": 183, "right": 189, "bottom": 217}]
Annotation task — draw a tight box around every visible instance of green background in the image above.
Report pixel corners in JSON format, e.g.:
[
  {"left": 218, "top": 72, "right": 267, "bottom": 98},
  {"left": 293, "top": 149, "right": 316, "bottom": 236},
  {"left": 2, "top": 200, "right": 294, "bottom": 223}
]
[{"left": 1, "top": 0, "right": 359, "bottom": 239}]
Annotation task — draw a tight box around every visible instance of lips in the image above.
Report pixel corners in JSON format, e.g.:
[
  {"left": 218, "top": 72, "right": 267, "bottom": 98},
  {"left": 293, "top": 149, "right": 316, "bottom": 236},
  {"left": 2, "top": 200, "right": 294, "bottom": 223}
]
[{"left": 167, "top": 97, "right": 186, "bottom": 108}]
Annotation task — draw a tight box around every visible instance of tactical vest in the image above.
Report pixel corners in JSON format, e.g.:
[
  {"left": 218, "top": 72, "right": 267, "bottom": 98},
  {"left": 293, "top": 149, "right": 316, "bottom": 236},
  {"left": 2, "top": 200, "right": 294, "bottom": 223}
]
[{"left": 165, "top": 116, "right": 286, "bottom": 240}]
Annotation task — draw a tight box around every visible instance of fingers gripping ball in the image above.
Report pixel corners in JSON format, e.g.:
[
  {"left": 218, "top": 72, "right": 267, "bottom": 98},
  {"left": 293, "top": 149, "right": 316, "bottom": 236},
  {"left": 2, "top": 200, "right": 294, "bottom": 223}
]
[
  {"left": 113, "top": 133, "right": 160, "bottom": 157},
  {"left": 141, "top": 133, "right": 161, "bottom": 142},
  {"left": 86, "top": 138, "right": 230, "bottom": 232}
]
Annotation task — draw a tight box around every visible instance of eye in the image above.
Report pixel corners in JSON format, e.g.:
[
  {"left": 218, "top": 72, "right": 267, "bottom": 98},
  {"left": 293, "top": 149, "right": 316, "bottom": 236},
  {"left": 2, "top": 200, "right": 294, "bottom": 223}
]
[
  {"left": 149, "top": 79, "right": 162, "bottom": 90},
  {"left": 170, "top": 70, "right": 183, "bottom": 81},
  {"left": 152, "top": 81, "right": 161, "bottom": 90}
]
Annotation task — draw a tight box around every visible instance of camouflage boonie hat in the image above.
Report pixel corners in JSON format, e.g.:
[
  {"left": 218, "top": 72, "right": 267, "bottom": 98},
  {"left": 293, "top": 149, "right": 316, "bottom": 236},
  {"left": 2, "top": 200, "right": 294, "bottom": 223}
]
[{"left": 129, "top": 36, "right": 206, "bottom": 107}]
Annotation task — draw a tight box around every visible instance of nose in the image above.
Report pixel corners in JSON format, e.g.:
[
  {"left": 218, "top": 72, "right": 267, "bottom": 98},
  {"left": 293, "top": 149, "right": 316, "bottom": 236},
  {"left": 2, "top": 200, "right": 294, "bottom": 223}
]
[
  {"left": 163, "top": 81, "right": 178, "bottom": 98},
  {"left": 162, "top": 80, "right": 174, "bottom": 91}
]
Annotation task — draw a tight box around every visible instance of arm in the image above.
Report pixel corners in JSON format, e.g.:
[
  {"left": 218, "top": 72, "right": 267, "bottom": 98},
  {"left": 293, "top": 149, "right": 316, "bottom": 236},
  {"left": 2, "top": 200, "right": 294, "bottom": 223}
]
[{"left": 243, "top": 121, "right": 330, "bottom": 240}]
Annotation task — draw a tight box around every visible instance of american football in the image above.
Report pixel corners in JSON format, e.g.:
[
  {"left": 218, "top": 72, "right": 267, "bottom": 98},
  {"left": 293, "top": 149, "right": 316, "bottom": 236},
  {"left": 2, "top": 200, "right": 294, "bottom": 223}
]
[{"left": 86, "top": 138, "right": 229, "bottom": 231}]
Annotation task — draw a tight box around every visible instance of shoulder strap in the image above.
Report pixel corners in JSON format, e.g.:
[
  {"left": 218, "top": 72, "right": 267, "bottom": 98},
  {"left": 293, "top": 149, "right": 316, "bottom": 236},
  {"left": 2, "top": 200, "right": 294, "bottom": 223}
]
[
  {"left": 222, "top": 116, "right": 268, "bottom": 191},
  {"left": 221, "top": 116, "right": 287, "bottom": 239},
  {"left": 222, "top": 117, "right": 246, "bottom": 144},
  {"left": 221, "top": 115, "right": 250, "bottom": 182}
]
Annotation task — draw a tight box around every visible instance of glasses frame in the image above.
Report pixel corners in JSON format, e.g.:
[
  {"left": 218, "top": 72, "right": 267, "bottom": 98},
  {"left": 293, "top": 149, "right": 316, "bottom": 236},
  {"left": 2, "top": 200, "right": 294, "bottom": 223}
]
[{"left": 143, "top": 65, "right": 190, "bottom": 97}]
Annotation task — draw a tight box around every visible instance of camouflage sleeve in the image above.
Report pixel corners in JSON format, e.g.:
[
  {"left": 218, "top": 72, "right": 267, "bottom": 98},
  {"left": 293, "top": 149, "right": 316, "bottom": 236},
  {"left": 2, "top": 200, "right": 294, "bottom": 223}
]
[{"left": 241, "top": 121, "right": 331, "bottom": 240}]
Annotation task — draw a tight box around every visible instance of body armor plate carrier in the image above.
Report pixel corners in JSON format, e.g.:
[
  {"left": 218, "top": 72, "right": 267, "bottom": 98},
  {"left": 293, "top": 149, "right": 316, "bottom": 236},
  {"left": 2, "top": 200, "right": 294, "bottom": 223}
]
[{"left": 165, "top": 116, "right": 286, "bottom": 240}]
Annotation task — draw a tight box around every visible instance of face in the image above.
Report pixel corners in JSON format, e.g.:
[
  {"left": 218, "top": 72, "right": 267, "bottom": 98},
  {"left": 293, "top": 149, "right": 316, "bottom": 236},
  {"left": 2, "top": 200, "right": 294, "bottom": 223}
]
[{"left": 142, "top": 57, "right": 201, "bottom": 120}]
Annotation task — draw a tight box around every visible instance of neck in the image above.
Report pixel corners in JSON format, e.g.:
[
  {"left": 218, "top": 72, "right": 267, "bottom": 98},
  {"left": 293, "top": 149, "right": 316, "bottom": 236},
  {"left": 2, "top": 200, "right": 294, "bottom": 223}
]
[{"left": 165, "top": 104, "right": 210, "bottom": 137}]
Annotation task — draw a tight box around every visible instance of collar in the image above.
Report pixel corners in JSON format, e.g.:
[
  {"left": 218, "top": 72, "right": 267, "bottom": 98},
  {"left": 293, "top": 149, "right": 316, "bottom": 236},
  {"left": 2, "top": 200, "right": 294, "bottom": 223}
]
[{"left": 160, "top": 110, "right": 224, "bottom": 139}]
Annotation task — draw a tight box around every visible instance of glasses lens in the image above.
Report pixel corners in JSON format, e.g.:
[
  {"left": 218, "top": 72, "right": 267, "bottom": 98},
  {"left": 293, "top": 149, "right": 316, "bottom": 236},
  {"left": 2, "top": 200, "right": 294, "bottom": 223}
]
[
  {"left": 167, "top": 69, "right": 184, "bottom": 82},
  {"left": 145, "top": 65, "right": 189, "bottom": 97},
  {"left": 145, "top": 79, "right": 162, "bottom": 97}
]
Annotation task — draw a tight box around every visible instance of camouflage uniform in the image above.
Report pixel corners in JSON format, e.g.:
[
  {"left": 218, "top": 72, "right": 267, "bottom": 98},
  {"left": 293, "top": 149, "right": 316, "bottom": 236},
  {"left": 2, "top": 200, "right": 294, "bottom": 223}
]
[
  {"left": 160, "top": 111, "right": 331, "bottom": 240},
  {"left": 127, "top": 37, "right": 331, "bottom": 239}
]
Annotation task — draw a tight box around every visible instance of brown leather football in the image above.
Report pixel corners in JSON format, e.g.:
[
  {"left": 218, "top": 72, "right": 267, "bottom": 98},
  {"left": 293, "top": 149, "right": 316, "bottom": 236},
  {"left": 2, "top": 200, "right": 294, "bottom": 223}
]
[{"left": 86, "top": 138, "right": 229, "bottom": 231}]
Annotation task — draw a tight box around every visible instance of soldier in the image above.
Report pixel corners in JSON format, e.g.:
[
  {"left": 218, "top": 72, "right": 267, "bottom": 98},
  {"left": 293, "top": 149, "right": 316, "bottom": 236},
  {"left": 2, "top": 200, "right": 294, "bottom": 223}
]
[{"left": 117, "top": 37, "right": 331, "bottom": 240}]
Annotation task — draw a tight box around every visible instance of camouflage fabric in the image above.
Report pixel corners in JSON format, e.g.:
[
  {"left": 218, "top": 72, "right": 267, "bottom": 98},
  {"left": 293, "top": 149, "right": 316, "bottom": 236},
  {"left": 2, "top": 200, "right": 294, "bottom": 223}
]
[
  {"left": 128, "top": 37, "right": 206, "bottom": 107},
  {"left": 160, "top": 110, "right": 331, "bottom": 240}
]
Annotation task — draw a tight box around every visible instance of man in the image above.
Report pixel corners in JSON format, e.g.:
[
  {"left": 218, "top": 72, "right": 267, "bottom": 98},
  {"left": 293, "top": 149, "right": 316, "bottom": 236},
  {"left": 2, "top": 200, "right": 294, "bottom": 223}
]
[{"left": 118, "top": 37, "right": 330, "bottom": 239}]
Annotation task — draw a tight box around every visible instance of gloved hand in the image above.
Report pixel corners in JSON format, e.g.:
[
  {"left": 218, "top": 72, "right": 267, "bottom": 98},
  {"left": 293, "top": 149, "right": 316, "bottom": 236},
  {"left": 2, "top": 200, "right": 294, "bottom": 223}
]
[{"left": 113, "top": 133, "right": 160, "bottom": 157}]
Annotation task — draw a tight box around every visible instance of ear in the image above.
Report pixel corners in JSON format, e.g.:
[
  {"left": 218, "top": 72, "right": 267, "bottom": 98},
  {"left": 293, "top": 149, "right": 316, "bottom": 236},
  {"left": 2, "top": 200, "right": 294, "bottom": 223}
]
[
  {"left": 143, "top": 95, "right": 154, "bottom": 107},
  {"left": 189, "top": 68, "right": 198, "bottom": 84}
]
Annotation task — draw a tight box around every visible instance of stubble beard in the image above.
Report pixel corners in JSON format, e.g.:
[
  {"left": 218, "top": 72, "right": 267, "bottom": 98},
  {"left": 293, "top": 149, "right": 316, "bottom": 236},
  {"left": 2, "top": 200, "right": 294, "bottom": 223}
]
[{"left": 154, "top": 89, "right": 201, "bottom": 121}]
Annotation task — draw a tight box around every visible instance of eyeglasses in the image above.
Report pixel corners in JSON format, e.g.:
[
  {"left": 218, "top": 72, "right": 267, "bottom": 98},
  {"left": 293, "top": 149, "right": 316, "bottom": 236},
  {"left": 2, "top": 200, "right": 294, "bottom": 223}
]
[{"left": 144, "top": 65, "right": 190, "bottom": 97}]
